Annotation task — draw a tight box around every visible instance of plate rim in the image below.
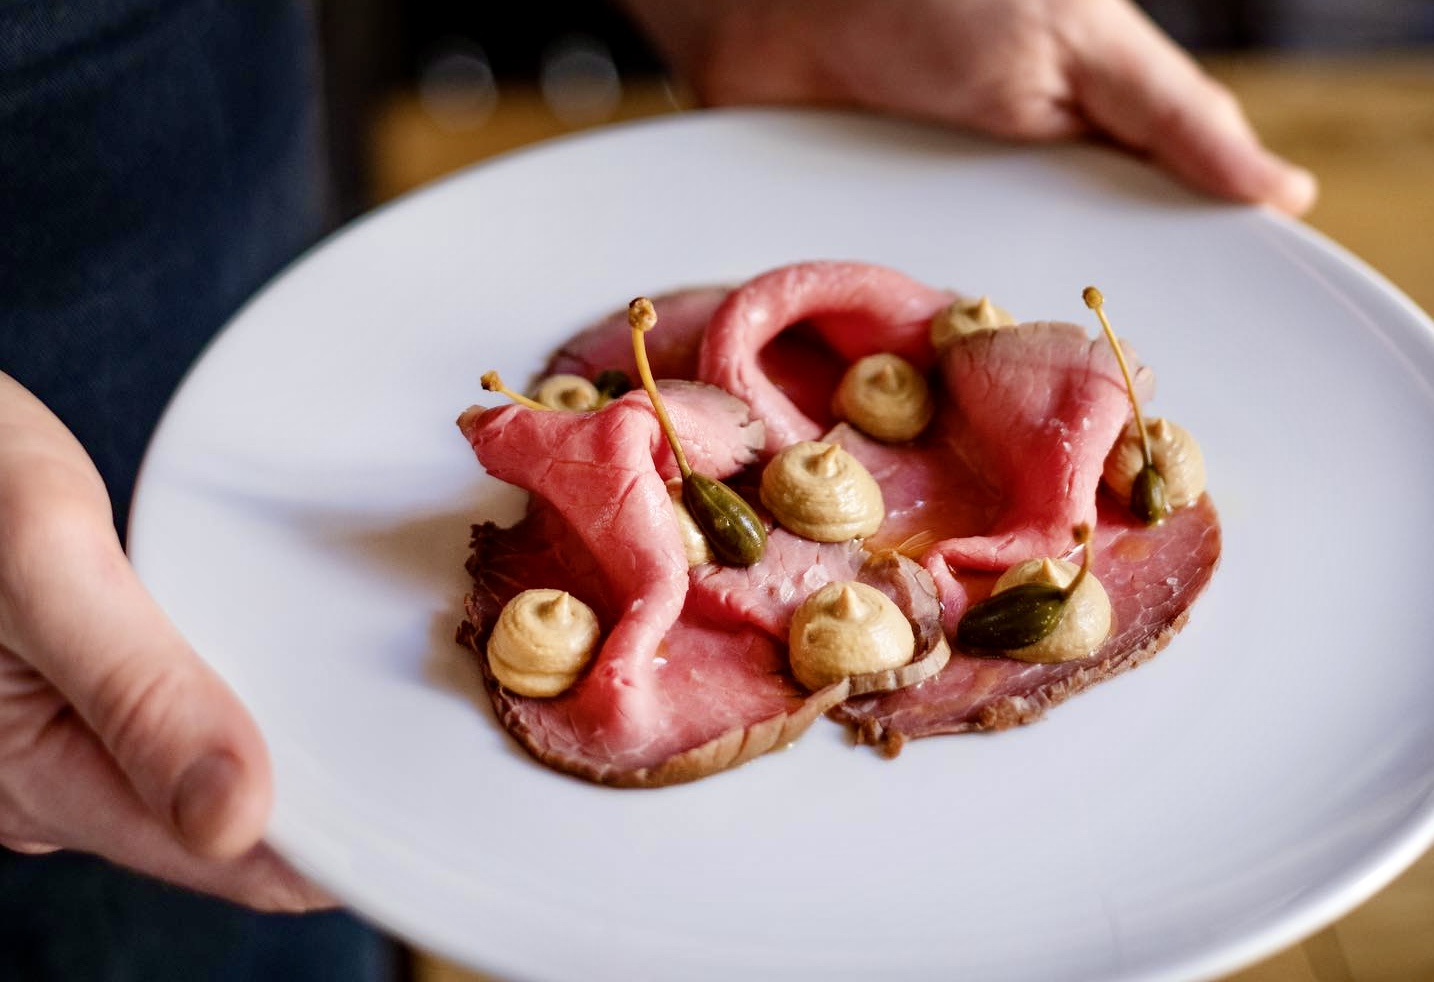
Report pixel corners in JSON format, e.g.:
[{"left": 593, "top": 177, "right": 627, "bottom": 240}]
[{"left": 130, "top": 106, "right": 1434, "bottom": 982}]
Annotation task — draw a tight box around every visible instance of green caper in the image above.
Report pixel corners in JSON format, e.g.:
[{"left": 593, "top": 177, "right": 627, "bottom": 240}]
[
  {"left": 956, "top": 583, "right": 1067, "bottom": 650},
  {"left": 682, "top": 473, "right": 767, "bottom": 567},
  {"left": 594, "top": 369, "right": 633, "bottom": 400},
  {"left": 957, "top": 524, "right": 1097, "bottom": 653},
  {"left": 1131, "top": 463, "right": 1171, "bottom": 526}
]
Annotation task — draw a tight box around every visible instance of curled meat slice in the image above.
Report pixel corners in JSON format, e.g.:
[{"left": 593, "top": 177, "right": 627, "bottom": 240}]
[
  {"left": 458, "top": 382, "right": 944, "bottom": 786},
  {"left": 922, "top": 320, "right": 1154, "bottom": 574},
  {"left": 457, "top": 384, "right": 757, "bottom": 749},
  {"left": 847, "top": 551, "right": 951, "bottom": 697},
  {"left": 698, "top": 261, "right": 956, "bottom": 454},
  {"left": 642, "top": 381, "right": 765, "bottom": 482},
  {"left": 459, "top": 398, "right": 692, "bottom": 748},
  {"left": 544, "top": 286, "right": 730, "bottom": 383},
  {"left": 458, "top": 387, "right": 949, "bottom": 784},
  {"left": 458, "top": 503, "right": 851, "bottom": 786}
]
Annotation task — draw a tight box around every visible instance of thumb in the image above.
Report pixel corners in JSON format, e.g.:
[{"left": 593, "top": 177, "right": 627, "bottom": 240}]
[
  {"left": 0, "top": 374, "right": 273, "bottom": 859},
  {"left": 5, "top": 486, "right": 272, "bottom": 860}
]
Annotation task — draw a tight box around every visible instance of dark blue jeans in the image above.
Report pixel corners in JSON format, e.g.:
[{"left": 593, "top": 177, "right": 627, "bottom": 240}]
[{"left": 1, "top": 2, "right": 396, "bottom": 979}]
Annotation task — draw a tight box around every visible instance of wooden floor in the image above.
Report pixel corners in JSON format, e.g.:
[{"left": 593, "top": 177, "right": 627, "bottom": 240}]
[{"left": 370, "top": 52, "right": 1434, "bottom": 982}]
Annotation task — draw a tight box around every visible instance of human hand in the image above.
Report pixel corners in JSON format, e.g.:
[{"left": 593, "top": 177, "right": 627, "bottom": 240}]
[
  {"left": 621, "top": 0, "right": 1317, "bottom": 215},
  {"left": 0, "top": 372, "right": 329, "bottom": 910}
]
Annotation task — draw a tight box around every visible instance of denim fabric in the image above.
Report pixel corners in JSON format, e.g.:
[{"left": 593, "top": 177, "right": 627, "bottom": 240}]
[
  {"left": 0, "top": 851, "right": 397, "bottom": 982},
  {"left": 0, "top": 0, "right": 327, "bottom": 534},
  {"left": 0, "top": 2, "right": 397, "bottom": 979}
]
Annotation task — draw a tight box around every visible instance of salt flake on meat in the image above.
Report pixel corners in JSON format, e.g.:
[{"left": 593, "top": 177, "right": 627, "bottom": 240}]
[{"left": 698, "top": 261, "right": 956, "bottom": 454}]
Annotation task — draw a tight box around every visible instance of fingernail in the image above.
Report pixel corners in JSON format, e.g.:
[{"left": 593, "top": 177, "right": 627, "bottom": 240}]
[
  {"left": 173, "top": 751, "right": 242, "bottom": 852},
  {"left": 1277, "top": 163, "right": 1318, "bottom": 215}
]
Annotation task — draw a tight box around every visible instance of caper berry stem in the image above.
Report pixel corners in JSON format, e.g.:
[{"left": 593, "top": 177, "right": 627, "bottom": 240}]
[
  {"left": 628, "top": 298, "right": 693, "bottom": 478},
  {"left": 628, "top": 296, "right": 767, "bottom": 567},
  {"left": 481, "top": 370, "right": 551, "bottom": 411},
  {"left": 1083, "top": 287, "right": 1170, "bottom": 525},
  {"left": 1062, "top": 524, "right": 1093, "bottom": 602},
  {"left": 1083, "top": 287, "right": 1154, "bottom": 469}
]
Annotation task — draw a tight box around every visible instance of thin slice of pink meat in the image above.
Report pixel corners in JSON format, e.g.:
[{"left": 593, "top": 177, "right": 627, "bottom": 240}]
[
  {"left": 457, "top": 264, "right": 1224, "bottom": 778},
  {"left": 688, "top": 529, "right": 949, "bottom": 694},
  {"left": 544, "top": 286, "right": 730, "bottom": 382},
  {"left": 458, "top": 384, "right": 855, "bottom": 785},
  {"left": 459, "top": 503, "right": 955, "bottom": 785},
  {"left": 644, "top": 381, "right": 765, "bottom": 482},
  {"left": 698, "top": 261, "right": 956, "bottom": 454},
  {"left": 921, "top": 321, "right": 1155, "bottom": 574},
  {"left": 830, "top": 493, "right": 1221, "bottom": 755},
  {"left": 459, "top": 398, "right": 692, "bottom": 753},
  {"left": 825, "top": 420, "right": 1000, "bottom": 556},
  {"left": 458, "top": 502, "right": 851, "bottom": 786},
  {"left": 687, "top": 528, "right": 868, "bottom": 637}
]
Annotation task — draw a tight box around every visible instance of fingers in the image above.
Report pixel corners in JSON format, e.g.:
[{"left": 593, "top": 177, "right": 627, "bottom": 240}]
[
  {"left": 5, "top": 498, "right": 272, "bottom": 860},
  {"left": 0, "top": 376, "right": 272, "bottom": 860},
  {"left": 1064, "top": 0, "right": 1317, "bottom": 214},
  {"left": 5, "top": 709, "right": 331, "bottom": 912}
]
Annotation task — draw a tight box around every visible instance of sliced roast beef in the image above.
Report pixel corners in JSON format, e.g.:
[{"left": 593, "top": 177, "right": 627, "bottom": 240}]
[
  {"left": 918, "top": 321, "right": 1156, "bottom": 573},
  {"left": 686, "top": 529, "right": 868, "bottom": 637},
  {"left": 459, "top": 382, "right": 763, "bottom": 487},
  {"left": 820, "top": 317, "right": 1156, "bottom": 625},
  {"left": 697, "top": 261, "right": 956, "bottom": 454},
  {"left": 457, "top": 261, "right": 1222, "bottom": 781},
  {"left": 459, "top": 396, "right": 693, "bottom": 752},
  {"left": 544, "top": 286, "right": 730, "bottom": 383},
  {"left": 458, "top": 500, "right": 853, "bottom": 785},
  {"left": 458, "top": 380, "right": 945, "bottom": 785},
  {"left": 687, "top": 531, "right": 951, "bottom": 694},
  {"left": 830, "top": 494, "right": 1221, "bottom": 755},
  {"left": 705, "top": 277, "right": 1219, "bottom": 750}
]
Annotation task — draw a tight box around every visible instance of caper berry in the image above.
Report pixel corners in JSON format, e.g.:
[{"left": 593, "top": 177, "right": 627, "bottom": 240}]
[
  {"left": 594, "top": 369, "right": 633, "bottom": 400},
  {"left": 957, "top": 525, "right": 1100, "bottom": 653},
  {"left": 1131, "top": 464, "right": 1171, "bottom": 526},
  {"left": 956, "top": 583, "right": 1067, "bottom": 650},
  {"left": 682, "top": 473, "right": 767, "bottom": 567}
]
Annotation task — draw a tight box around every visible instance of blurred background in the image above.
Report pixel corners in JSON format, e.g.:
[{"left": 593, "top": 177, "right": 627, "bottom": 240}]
[
  {"left": 307, "top": 3, "right": 1433, "bottom": 981},
  {"left": 319, "top": 2, "right": 1431, "bottom": 204},
  {"left": 316, "top": 0, "right": 1434, "bottom": 318}
]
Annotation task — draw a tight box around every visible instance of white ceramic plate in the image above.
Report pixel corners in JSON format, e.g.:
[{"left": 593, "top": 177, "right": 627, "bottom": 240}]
[{"left": 130, "top": 109, "right": 1434, "bottom": 982}]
